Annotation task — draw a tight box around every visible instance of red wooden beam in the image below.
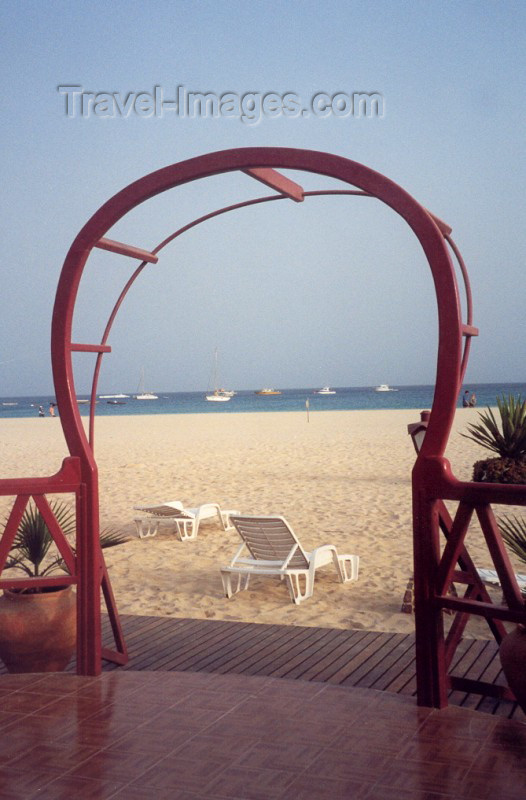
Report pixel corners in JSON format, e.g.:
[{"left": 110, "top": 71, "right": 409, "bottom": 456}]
[
  {"left": 0, "top": 575, "right": 76, "bottom": 590},
  {"left": 243, "top": 167, "right": 304, "bottom": 202},
  {"left": 0, "top": 458, "right": 82, "bottom": 495},
  {"left": 95, "top": 237, "right": 159, "bottom": 263},
  {"left": 70, "top": 343, "right": 112, "bottom": 353},
  {"left": 449, "top": 676, "right": 515, "bottom": 701},
  {"left": 425, "top": 209, "right": 452, "bottom": 236},
  {"left": 440, "top": 595, "right": 526, "bottom": 624}
]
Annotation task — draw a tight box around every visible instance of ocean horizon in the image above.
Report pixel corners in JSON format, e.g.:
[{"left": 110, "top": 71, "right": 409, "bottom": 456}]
[{"left": 1, "top": 382, "right": 525, "bottom": 419}]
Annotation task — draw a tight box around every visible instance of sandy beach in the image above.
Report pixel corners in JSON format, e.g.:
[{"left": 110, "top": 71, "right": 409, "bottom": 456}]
[{"left": 0, "top": 408, "right": 517, "bottom": 638}]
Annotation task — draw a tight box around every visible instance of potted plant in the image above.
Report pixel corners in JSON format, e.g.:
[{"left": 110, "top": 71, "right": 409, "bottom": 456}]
[
  {"left": 461, "top": 394, "right": 526, "bottom": 484},
  {"left": 0, "top": 500, "right": 128, "bottom": 673},
  {"left": 461, "top": 396, "right": 526, "bottom": 709},
  {"left": 496, "top": 514, "right": 526, "bottom": 713}
]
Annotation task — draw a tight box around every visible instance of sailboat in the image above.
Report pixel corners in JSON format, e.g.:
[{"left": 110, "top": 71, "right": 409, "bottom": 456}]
[
  {"left": 135, "top": 368, "right": 158, "bottom": 400},
  {"left": 206, "top": 349, "right": 233, "bottom": 402},
  {"left": 375, "top": 384, "right": 398, "bottom": 392}
]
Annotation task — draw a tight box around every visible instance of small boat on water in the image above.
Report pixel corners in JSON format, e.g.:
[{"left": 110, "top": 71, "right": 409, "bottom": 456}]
[
  {"left": 206, "top": 390, "right": 231, "bottom": 403},
  {"left": 255, "top": 388, "right": 282, "bottom": 395},
  {"left": 99, "top": 393, "right": 130, "bottom": 399},
  {"left": 135, "top": 369, "right": 158, "bottom": 400},
  {"left": 375, "top": 384, "right": 398, "bottom": 392},
  {"left": 107, "top": 400, "right": 127, "bottom": 405},
  {"left": 316, "top": 387, "right": 336, "bottom": 395},
  {"left": 205, "top": 349, "right": 233, "bottom": 402}
]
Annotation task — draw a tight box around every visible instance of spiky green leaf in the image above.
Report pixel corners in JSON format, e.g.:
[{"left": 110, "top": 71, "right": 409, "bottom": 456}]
[
  {"left": 461, "top": 394, "right": 526, "bottom": 458},
  {"left": 498, "top": 515, "right": 526, "bottom": 567},
  {"left": 3, "top": 500, "right": 129, "bottom": 579}
]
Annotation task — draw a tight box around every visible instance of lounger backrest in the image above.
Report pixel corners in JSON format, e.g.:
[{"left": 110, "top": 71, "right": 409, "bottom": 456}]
[
  {"left": 136, "top": 502, "right": 186, "bottom": 517},
  {"left": 230, "top": 516, "right": 310, "bottom": 569}
]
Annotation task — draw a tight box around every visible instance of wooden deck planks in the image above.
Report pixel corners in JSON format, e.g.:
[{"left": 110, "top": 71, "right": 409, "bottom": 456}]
[
  {"left": 177, "top": 622, "right": 290, "bottom": 674},
  {"left": 342, "top": 632, "right": 410, "bottom": 688},
  {"left": 98, "top": 614, "right": 523, "bottom": 719},
  {"left": 354, "top": 633, "right": 416, "bottom": 691},
  {"left": 253, "top": 626, "right": 347, "bottom": 679},
  {"left": 220, "top": 624, "right": 326, "bottom": 676},
  {"left": 450, "top": 639, "right": 514, "bottom": 717},
  {"left": 2, "top": 612, "right": 522, "bottom": 719},
  {"left": 291, "top": 629, "right": 373, "bottom": 683}
]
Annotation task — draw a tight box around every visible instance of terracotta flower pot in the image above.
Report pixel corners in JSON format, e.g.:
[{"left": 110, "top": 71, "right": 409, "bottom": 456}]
[
  {"left": 0, "top": 586, "right": 76, "bottom": 673},
  {"left": 499, "top": 624, "right": 526, "bottom": 713}
]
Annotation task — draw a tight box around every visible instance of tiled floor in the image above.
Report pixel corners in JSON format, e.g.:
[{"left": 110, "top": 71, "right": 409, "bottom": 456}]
[{"left": 0, "top": 670, "right": 525, "bottom": 799}]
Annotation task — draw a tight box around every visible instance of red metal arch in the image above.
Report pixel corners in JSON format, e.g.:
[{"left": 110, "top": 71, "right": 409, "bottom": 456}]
[
  {"left": 52, "top": 148, "right": 465, "bottom": 466},
  {"left": 3, "top": 147, "right": 522, "bottom": 708},
  {"left": 50, "top": 147, "right": 469, "bottom": 681}
]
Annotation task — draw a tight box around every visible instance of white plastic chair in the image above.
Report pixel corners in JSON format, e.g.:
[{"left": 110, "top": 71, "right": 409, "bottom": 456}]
[
  {"left": 221, "top": 515, "right": 359, "bottom": 604},
  {"left": 477, "top": 567, "right": 526, "bottom": 592},
  {"left": 134, "top": 501, "right": 239, "bottom": 541}
]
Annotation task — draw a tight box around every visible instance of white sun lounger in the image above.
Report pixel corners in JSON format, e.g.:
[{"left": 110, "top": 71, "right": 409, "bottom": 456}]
[
  {"left": 134, "top": 501, "right": 239, "bottom": 541},
  {"left": 221, "top": 515, "right": 359, "bottom": 604},
  {"left": 477, "top": 567, "right": 526, "bottom": 591}
]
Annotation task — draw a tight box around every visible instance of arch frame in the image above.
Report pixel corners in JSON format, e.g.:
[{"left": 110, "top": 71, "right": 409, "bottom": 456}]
[
  {"left": 51, "top": 147, "right": 468, "bottom": 684},
  {"left": 52, "top": 148, "right": 463, "bottom": 465},
  {"left": 3, "top": 147, "right": 523, "bottom": 708}
]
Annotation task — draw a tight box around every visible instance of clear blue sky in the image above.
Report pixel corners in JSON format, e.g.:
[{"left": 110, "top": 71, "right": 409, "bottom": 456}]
[{"left": 1, "top": 0, "right": 524, "bottom": 395}]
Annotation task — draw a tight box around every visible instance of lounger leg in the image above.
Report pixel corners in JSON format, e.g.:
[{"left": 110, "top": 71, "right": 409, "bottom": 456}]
[
  {"left": 134, "top": 518, "right": 159, "bottom": 539},
  {"left": 221, "top": 571, "right": 233, "bottom": 598},
  {"left": 337, "top": 555, "right": 360, "bottom": 582},
  {"left": 286, "top": 573, "right": 312, "bottom": 604},
  {"left": 220, "top": 510, "right": 238, "bottom": 531},
  {"left": 221, "top": 571, "right": 250, "bottom": 598},
  {"left": 174, "top": 520, "right": 197, "bottom": 541}
]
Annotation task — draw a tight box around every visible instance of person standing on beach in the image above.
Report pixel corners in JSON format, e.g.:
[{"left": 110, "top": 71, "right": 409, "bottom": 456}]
[
  {"left": 462, "top": 391, "right": 470, "bottom": 407},
  {"left": 49, "top": 403, "right": 56, "bottom": 417},
  {"left": 38, "top": 405, "right": 45, "bottom": 417},
  {"left": 469, "top": 392, "right": 477, "bottom": 407}
]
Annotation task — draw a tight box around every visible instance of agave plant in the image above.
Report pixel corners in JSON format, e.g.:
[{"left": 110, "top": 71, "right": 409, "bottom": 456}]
[
  {"left": 4, "top": 500, "right": 128, "bottom": 579},
  {"left": 461, "top": 394, "right": 526, "bottom": 459},
  {"left": 498, "top": 515, "right": 526, "bottom": 568}
]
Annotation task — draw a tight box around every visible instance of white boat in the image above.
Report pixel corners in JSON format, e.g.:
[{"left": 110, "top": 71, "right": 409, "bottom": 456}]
[
  {"left": 99, "top": 393, "right": 130, "bottom": 399},
  {"left": 316, "top": 387, "right": 336, "bottom": 395},
  {"left": 206, "top": 390, "right": 231, "bottom": 402},
  {"left": 205, "top": 349, "right": 232, "bottom": 402},
  {"left": 375, "top": 384, "right": 398, "bottom": 392},
  {"left": 255, "top": 388, "right": 282, "bottom": 395},
  {"left": 135, "top": 369, "right": 158, "bottom": 400}
]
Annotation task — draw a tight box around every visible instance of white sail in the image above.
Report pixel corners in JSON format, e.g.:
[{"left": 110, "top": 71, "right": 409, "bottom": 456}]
[
  {"left": 135, "top": 368, "right": 158, "bottom": 399},
  {"left": 205, "top": 348, "right": 233, "bottom": 402}
]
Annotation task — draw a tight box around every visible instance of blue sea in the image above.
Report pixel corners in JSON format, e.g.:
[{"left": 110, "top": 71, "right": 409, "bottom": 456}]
[{"left": 1, "top": 383, "right": 525, "bottom": 419}]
